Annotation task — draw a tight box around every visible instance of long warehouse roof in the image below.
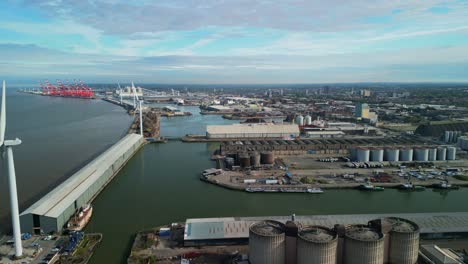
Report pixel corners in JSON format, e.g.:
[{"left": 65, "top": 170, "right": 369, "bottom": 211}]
[
  {"left": 184, "top": 212, "right": 468, "bottom": 241},
  {"left": 207, "top": 123, "right": 299, "bottom": 134},
  {"left": 21, "top": 133, "right": 143, "bottom": 218}
]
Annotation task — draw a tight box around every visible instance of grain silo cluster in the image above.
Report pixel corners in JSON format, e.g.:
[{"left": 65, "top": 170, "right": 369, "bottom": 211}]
[{"left": 248, "top": 217, "right": 419, "bottom": 264}]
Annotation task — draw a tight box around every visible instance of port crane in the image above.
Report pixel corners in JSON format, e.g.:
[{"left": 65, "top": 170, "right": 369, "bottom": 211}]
[
  {"left": 39, "top": 80, "right": 94, "bottom": 98},
  {"left": 0, "top": 80, "right": 23, "bottom": 257}
]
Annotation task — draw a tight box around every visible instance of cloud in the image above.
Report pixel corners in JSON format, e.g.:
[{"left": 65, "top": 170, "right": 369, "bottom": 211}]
[{"left": 24, "top": 0, "right": 461, "bottom": 34}]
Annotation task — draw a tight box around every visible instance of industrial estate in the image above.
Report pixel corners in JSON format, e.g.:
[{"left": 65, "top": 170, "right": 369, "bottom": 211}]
[{"left": 2, "top": 82, "right": 468, "bottom": 264}]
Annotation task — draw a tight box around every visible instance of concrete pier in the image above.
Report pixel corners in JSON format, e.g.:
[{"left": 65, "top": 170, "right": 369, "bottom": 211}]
[{"left": 20, "top": 134, "right": 145, "bottom": 234}]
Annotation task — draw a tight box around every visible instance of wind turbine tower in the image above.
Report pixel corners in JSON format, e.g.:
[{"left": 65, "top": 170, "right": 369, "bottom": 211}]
[
  {"left": 1, "top": 80, "right": 23, "bottom": 257},
  {"left": 131, "top": 82, "right": 144, "bottom": 136}
]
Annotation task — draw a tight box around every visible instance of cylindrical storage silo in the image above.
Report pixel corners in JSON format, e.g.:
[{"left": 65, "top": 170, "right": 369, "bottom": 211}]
[
  {"left": 344, "top": 225, "right": 384, "bottom": 264},
  {"left": 370, "top": 148, "right": 384, "bottom": 162},
  {"left": 444, "top": 131, "right": 450, "bottom": 143},
  {"left": 250, "top": 152, "right": 261, "bottom": 167},
  {"left": 225, "top": 157, "right": 235, "bottom": 169},
  {"left": 356, "top": 148, "right": 370, "bottom": 162},
  {"left": 297, "top": 226, "right": 337, "bottom": 264},
  {"left": 261, "top": 152, "right": 275, "bottom": 165},
  {"left": 295, "top": 115, "right": 304, "bottom": 126},
  {"left": 239, "top": 154, "right": 251, "bottom": 168},
  {"left": 447, "top": 147, "right": 456, "bottom": 160},
  {"left": 448, "top": 131, "right": 454, "bottom": 143},
  {"left": 249, "top": 220, "right": 286, "bottom": 264},
  {"left": 400, "top": 148, "right": 413, "bottom": 162},
  {"left": 385, "top": 217, "right": 420, "bottom": 264},
  {"left": 437, "top": 147, "right": 447, "bottom": 161},
  {"left": 304, "top": 115, "right": 312, "bottom": 125},
  {"left": 413, "top": 148, "right": 429, "bottom": 162},
  {"left": 428, "top": 148, "right": 437, "bottom": 161},
  {"left": 384, "top": 148, "right": 399, "bottom": 162}
]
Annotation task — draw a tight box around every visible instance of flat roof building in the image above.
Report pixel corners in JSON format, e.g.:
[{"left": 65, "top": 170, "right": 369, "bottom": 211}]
[
  {"left": 20, "top": 134, "right": 145, "bottom": 234},
  {"left": 206, "top": 123, "right": 300, "bottom": 139}
]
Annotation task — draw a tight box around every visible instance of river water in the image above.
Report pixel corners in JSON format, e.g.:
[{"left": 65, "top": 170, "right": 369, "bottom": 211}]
[{"left": 2, "top": 93, "right": 468, "bottom": 264}]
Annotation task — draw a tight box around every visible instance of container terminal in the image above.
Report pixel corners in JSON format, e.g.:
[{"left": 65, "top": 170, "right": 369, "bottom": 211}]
[
  {"left": 128, "top": 212, "right": 468, "bottom": 263},
  {"left": 19, "top": 80, "right": 95, "bottom": 99}
]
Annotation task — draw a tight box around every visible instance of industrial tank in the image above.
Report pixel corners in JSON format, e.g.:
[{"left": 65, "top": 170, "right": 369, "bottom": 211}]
[
  {"left": 260, "top": 152, "right": 275, "bottom": 165},
  {"left": 370, "top": 148, "right": 384, "bottom": 162},
  {"left": 385, "top": 217, "right": 420, "bottom": 264},
  {"left": 356, "top": 148, "right": 370, "bottom": 162},
  {"left": 239, "top": 153, "right": 251, "bottom": 168},
  {"left": 384, "top": 148, "right": 399, "bottom": 162},
  {"left": 250, "top": 152, "right": 261, "bottom": 167},
  {"left": 447, "top": 147, "right": 457, "bottom": 160},
  {"left": 249, "top": 220, "right": 286, "bottom": 264},
  {"left": 444, "top": 131, "right": 451, "bottom": 143},
  {"left": 295, "top": 115, "right": 304, "bottom": 126},
  {"left": 437, "top": 147, "right": 447, "bottom": 161},
  {"left": 428, "top": 148, "right": 437, "bottom": 161},
  {"left": 343, "top": 225, "right": 384, "bottom": 264},
  {"left": 414, "top": 148, "right": 429, "bottom": 162},
  {"left": 297, "top": 226, "right": 337, "bottom": 264},
  {"left": 304, "top": 115, "right": 312, "bottom": 125},
  {"left": 399, "top": 148, "right": 413, "bottom": 162}
]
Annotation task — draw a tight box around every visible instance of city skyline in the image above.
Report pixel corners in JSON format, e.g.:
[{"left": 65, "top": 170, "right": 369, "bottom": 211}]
[{"left": 1, "top": 0, "right": 468, "bottom": 83}]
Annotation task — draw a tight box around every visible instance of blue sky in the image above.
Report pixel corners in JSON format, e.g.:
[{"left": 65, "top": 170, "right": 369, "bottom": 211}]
[{"left": 1, "top": 0, "right": 468, "bottom": 83}]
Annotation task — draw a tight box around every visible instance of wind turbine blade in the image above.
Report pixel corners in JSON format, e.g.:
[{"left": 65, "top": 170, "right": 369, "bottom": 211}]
[{"left": 0, "top": 80, "right": 6, "bottom": 147}]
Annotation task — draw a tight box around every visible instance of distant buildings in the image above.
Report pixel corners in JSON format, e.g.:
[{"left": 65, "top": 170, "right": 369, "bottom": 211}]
[{"left": 355, "top": 103, "right": 370, "bottom": 119}]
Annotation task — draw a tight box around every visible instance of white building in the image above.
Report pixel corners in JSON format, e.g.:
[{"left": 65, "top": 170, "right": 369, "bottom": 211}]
[{"left": 206, "top": 124, "right": 300, "bottom": 139}]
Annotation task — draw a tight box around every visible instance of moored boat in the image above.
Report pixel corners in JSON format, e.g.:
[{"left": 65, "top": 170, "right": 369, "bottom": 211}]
[
  {"left": 245, "top": 187, "right": 265, "bottom": 193},
  {"left": 307, "top": 188, "right": 324, "bottom": 194},
  {"left": 67, "top": 204, "right": 93, "bottom": 231}
]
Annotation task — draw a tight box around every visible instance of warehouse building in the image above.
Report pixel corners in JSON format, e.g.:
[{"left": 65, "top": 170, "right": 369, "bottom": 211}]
[
  {"left": 206, "top": 123, "right": 300, "bottom": 139},
  {"left": 20, "top": 134, "right": 145, "bottom": 234}
]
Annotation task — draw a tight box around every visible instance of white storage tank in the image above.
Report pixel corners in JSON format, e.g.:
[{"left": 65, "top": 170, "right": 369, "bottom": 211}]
[
  {"left": 385, "top": 217, "right": 420, "bottom": 264},
  {"left": 344, "top": 225, "right": 384, "bottom": 264},
  {"left": 413, "top": 148, "right": 429, "bottom": 162},
  {"left": 249, "top": 220, "right": 286, "bottom": 264},
  {"left": 447, "top": 147, "right": 456, "bottom": 160},
  {"left": 304, "top": 115, "right": 312, "bottom": 125},
  {"left": 297, "top": 226, "right": 337, "bottom": 264},
  {"left": 444, "top": 131, "right": 451, "bottom": 143},
  {"left": 384, "top": 148, "right": 399, "bottom": 162},
  {"left": 295, "top": 115, "right": 304, "bottom": 126},
  {"left": 356, "top": 148, "right": 370, "bottom": 162},
  {"left": 459, "top": 136, "right": 468, "bottom": 150},
  {"left": 437, "top": 147, "right": 447, "bottom": 161},
  {"left": 400, "top": 148, "right": 414, "bottom": 162},
  {"left": 428, "top": 148, "right": 437, "bottom": 161},
  {"left": 370, "top": 148, "right": 384, "bottom": 162}
]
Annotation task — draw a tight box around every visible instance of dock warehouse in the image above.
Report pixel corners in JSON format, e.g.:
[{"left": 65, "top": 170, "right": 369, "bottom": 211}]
[
  {"left": 20, "top": 134, "right": 145, "bottom": 234},
  {"left": 206, "top": 123, "right": 300, "bottom": 139}
]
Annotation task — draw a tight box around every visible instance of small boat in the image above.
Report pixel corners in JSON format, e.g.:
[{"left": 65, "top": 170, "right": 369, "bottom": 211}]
[
  {"left": 307, "top": 188, "right": 324, "bottom": 194},
  {"left": 280, "top": 188, "right": 306, "bottom": 193},
  {"left": 398, "top": 182, "right": 425, "bottom": 191},
  {"left": 358, "top": 182, "right": 384, "bottom": 191},
  {"left": 245, "top": 187, "right": 264, "bottom": 193},
  {"left": 67, "top": 204, "right": 93, "bottom": 231},
  {"left": 263, "top": 188, "right": 279, "bottom": 193},
  {"left": 432, "top": 181, "right": 459, "bottom": 190}
]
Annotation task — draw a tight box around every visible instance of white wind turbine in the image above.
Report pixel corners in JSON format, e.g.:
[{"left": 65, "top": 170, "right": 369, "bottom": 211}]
[
  {"left": 131, "top": 82, "right": 143, "bottom": 136},
  {"left": 0, "top": 80, "right": 23, "bottom": 257}
]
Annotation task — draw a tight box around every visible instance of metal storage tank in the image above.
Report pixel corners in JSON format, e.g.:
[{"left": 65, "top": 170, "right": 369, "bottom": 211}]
[
  {"left": 428, "top": 148, "right": 437, "bottom": 161},
  {"left": 304, "top": 115, "right": 312, "bottom": 125},
  {"left": 249, "top": 220, "right": 286, "bottom": 264},
  {"left": 400, "top": 148, "right": 413, "bottom": 162},
  {"left": 385, "top": 217, "right": 420, "bottom": 264},
  {"left": 437, "top": 147, "right": 447, "bottom": 161},
  {"left": 261, "top": 152, "right": 275, "bottom": 165},
  {"left": 344, "top": 225, "right": 384, "bottom": 264},
  {"left": 297, "top": 226, "right": 337, "bottom": 264},
  {"left": 250, "top": 152, "right": 261, "bottom": 167},
  {"left": 295, "top": 115, "right": 304, "bottom": 126},
  {"left": 239, "top": 154, "right": 251, "bottom": 168},
  {"left": 356, "top": 148, "right": 370, "bottom": 162},
  {"left": 444, "top": 131, "right": 451, "bottom": 143},
  {"left": 370, "top": 148, "right": 384, "bottom": 162},
  {"left": 447, "top": 147, "right": 456, "bottom": 160},
  {"left": 414, "top": 148, "right": 429, "bottom": 162},
  {"left": 384, "top": 148, "right": 399, "bottom": 162}
]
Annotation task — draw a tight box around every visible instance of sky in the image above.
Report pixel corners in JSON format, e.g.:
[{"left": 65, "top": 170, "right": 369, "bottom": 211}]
[{"left": 1, "top": 0, "right": 468, "bottom": 84}]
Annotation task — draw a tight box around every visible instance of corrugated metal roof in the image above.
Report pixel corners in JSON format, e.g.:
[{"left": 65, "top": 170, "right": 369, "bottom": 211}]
[
  {"left": 184, "top": 212, "right": 468, "bottom": 241},
  {"left": 20, "top": 134, "right": 143, "bottom": 218},
  {"left": 207, "top": 124, "right": 299, "bottom": 135}
]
